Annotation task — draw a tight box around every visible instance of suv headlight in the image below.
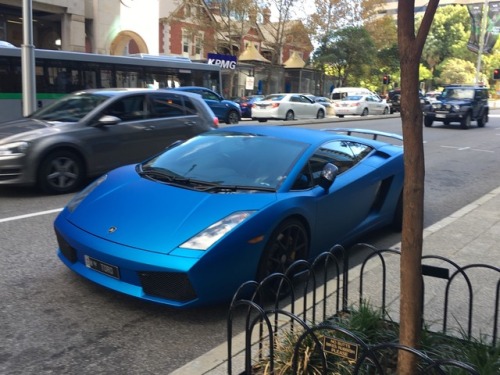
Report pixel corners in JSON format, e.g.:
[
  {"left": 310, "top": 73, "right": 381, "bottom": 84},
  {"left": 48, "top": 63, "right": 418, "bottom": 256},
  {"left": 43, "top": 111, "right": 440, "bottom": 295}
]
[{"left": 0, "top": 141, "right": 30, "bottom": 157}]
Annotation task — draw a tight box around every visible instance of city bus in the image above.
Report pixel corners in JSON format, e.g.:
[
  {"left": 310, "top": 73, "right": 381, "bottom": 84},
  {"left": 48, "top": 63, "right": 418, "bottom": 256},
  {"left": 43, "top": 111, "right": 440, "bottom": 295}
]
[{"left": 0, "top": 46, "right": 222, "bottom": 122}]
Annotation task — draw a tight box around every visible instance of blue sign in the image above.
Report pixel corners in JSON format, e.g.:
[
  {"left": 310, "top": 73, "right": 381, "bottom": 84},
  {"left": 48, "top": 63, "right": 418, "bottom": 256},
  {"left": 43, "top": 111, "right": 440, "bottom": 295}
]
[{"left": 207, "top": 53, "right": 237, "bottom": 69}]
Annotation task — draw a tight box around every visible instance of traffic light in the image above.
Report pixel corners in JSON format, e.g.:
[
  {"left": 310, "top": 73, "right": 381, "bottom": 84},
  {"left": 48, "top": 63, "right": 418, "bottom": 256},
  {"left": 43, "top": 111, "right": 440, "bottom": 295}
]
[
  {"left": 383, "top": 75, "right": 390, "bottom": 85},
  {"left": 494, "top": 68, "right": 500, "bottom": 80}
]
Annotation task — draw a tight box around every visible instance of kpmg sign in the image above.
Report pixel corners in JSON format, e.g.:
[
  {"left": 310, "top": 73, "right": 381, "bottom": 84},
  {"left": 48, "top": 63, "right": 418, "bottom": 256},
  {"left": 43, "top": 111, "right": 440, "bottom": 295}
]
[{"left": 207, "top": 53, "right": 237, "bottom": 69}]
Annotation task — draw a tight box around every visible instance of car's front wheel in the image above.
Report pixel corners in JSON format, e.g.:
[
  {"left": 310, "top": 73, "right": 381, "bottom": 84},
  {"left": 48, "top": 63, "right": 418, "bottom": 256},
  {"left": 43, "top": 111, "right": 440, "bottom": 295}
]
[
  {"left": 424, "top": 116, "right": 433, "bottom": 127},
  {"left": 226, "top": 110, "right": 239, "bottom": 124},
  {"left": 477, "top": 111, "right": 488, "bottom": 127},
  {"left": 38, "top": 150, "right": 85, "bottom": 194},
  {"left": 316, "top": 109, "right": 325, "bottom": 119},
  {"left": 460, "top": 113, "right": 471, "bottom": 129},
  {"left": 257, "top": 218, "right": 309, "bottom": 283},
  {"left": 383, "top": 107, "right": 389, "bottom": 115}
]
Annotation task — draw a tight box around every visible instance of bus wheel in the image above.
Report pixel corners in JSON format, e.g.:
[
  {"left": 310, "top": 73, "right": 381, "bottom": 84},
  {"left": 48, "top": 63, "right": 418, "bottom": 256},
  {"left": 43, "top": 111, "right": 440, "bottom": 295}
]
[{"left": 38, "top": 150, "right": 85, "bottom": 194}]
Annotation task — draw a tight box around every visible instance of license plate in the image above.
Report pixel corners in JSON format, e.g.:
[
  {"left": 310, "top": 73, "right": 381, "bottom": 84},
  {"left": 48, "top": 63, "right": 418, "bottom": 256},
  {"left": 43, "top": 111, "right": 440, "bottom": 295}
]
[
  {"left": 436, "top": 113, "right": 446, "bottom": 118},
  {"left": 85, "top": 255, "right": 120, "bottom": 279}
]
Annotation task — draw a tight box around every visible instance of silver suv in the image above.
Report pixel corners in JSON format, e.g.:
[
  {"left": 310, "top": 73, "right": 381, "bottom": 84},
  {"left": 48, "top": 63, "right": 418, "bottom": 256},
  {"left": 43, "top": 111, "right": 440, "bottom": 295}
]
[
  {"left": 423, "top": 85, "right": 489, "bottom": 129},
  {"left": 0, "top": 88, "right": 218, "bottom": 194}
]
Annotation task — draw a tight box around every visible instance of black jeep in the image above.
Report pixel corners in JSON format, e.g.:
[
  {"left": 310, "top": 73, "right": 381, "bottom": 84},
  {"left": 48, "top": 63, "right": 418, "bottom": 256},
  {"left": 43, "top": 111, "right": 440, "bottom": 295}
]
[{"left": 423, "top": 85, "right": 489, "bottom": 129}]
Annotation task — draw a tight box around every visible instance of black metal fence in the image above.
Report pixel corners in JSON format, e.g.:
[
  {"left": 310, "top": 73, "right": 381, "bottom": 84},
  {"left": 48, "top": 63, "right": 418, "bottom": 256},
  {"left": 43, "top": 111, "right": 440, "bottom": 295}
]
[{"left": 227, "top": 243, "right": 500, "bottom": 374}]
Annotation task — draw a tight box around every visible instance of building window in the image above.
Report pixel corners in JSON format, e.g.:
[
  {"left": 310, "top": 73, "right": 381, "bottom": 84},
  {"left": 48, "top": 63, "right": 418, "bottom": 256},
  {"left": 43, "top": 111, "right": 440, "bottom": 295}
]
[
  {"left": 182, "top": 33, "right": 190, "bottom": 54},
  {"left": 195, "top": 35, "right": 203, "bottom": 56}
]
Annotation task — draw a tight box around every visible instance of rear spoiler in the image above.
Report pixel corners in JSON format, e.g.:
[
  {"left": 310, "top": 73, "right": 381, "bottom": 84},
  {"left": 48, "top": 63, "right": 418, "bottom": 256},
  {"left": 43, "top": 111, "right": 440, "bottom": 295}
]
[{"left": 323, "top": 128, "right": 403, "bottom": 143}]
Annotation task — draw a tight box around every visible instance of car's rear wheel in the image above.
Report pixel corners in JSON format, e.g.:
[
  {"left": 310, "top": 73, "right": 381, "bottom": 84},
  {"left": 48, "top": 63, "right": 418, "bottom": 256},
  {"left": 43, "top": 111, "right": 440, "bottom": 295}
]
[
  {"left": 477, "top": 111, "right": 487, "bottom": 127},
  {"left": 424, "top": 116, "right": 433, "bottom": 127},
  {"left": 460, "top": 113, "right": 471, "bottom": 129},
  {"left": 258, "top": 119, "right": 267, "bottom": 123},
  {"left": 337, "top": 115, "right": 344, "bottom": 118},
  {"left": 38, "top": 150, "right": 85, "bottom": 194},
  {"left": 361, "top": 108, "right": 369, "bottom": 116},
  {"left": 257, "top": 218, "right": 309, "bottom": 284},
  {"left": 226, "top": 110, "right": 239, "bottom": 124},
  {"left": 285, "top": 110, "right": 294, "bottom": 121}
]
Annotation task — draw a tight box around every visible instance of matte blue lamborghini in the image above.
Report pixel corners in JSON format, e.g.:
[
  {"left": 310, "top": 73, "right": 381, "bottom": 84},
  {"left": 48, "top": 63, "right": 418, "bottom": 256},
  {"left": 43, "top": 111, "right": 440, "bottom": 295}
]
[{"left": 54, "top": 125, "right": 404, "bottom": 308}]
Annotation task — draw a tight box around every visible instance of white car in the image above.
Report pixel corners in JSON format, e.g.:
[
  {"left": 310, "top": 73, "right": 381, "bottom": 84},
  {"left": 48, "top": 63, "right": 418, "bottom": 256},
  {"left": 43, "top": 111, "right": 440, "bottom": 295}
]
[
  {"left": 251, "top": 93, "right": 326, "bottom": 122},
  {"left": 334, "top": 94, "right": 390, "bottom": 118}
]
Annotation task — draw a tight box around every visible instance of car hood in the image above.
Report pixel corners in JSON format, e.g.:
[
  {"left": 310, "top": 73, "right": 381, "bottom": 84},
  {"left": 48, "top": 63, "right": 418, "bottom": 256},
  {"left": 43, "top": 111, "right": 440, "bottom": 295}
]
[
  {"left": 66, "top": 175, "right": 277, "bottom": 255},
  {"left": 435, "top": 98, "right": 472, "bottom": 107},
  {"left": 0, "top": 117, "right": 62, "bottom": 142}
]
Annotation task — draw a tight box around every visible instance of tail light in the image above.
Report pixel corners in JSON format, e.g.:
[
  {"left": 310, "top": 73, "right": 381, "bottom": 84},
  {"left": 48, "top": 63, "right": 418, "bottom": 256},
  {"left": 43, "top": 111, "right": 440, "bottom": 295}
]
[
  {"left": 271, "top": 103, "right": 280, "bottom": 108},
  {"left": 212, "top": 117, "right": 219, "bottom": 128}
]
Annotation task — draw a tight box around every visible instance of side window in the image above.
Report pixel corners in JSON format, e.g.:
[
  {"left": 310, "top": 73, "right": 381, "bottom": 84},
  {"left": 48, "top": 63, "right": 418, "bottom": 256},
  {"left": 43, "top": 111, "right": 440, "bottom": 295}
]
[
  {"left": 202, "top": 90, "right": 219, "bottom": 100},
  {"left": 302, "top": 140, "right": 373, "bottom": 186},
  {"left": 102, "top": 95, "right": 146, "bottom": 121},
  {"left": 149, "top": 93, "right": 187, "bottom": 118}
]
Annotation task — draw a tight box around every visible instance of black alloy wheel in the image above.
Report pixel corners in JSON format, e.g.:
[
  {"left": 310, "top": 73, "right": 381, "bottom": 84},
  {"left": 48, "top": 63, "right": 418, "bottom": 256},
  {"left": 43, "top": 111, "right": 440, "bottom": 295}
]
[{"left": 257, "top": 218, "right": 309, "bottom": 282}]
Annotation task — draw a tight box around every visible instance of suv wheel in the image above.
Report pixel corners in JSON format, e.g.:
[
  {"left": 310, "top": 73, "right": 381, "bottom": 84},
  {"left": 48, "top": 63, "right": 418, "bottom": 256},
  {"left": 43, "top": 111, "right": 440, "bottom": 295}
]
[
  {"left": 424, "top": 116, "right": 433, "bottom": 127},
  {"left": 477, "top": 111, "right": 488, "bottom": 127},
  {"left": 460, "top": 113, "right": 471, "bottom": 129}
]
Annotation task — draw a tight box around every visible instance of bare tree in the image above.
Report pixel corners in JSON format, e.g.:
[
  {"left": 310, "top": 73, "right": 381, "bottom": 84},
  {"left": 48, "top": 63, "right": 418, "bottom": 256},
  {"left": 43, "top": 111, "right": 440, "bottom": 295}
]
[{"left": 397, "top": 0, "right": 439, "bottom": 372}]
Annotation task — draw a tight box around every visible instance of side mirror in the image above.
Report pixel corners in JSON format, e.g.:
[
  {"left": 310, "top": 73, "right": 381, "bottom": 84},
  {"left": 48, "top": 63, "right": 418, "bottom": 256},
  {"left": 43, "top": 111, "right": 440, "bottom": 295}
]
[
  {"left": 95, "top": 115, "right": 120, "bottom": 127},
  {"left": 319, "top": 163, "right": 338, "bottom": 190}
]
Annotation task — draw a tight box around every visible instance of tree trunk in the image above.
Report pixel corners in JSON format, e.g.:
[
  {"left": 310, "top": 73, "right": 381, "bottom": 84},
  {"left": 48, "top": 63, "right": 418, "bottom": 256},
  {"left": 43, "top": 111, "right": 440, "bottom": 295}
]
[{"left": 397, "top": 1, "right": 439, "bottom": 372}]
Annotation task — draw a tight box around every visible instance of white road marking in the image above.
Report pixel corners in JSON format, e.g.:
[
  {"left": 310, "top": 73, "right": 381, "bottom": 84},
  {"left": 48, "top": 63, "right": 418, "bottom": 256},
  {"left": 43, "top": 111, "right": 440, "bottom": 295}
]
[
  {"left": 441, "top": 145, "right": 494, "bottom": 153},
  {"left": 0, "top": 208, "right": 63, "bottom": 223}
]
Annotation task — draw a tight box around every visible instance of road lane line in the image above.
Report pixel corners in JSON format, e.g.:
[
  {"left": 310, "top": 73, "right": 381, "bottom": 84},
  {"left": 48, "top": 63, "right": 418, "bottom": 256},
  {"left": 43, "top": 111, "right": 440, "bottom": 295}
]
[{"left": 0, "top": 208, "right": 63, "bottom": 223}]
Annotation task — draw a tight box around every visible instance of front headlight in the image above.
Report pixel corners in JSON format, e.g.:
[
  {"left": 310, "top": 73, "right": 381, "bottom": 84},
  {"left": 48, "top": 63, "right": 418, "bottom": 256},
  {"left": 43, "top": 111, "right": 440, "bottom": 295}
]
[
  {"left": 0, "top": 141, "right": 30, "bottom": 157},
  {"left": 66, "top": 174, "right": 108, "bottom": 213},
  {"left": 180, "top": 211, "right": 255, "bottom": 250}
]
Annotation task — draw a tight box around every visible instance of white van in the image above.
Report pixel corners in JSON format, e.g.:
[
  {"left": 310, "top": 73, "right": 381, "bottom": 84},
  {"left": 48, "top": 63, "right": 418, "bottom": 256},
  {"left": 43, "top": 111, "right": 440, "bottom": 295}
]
[{"left": 330, "top": 87, "right": 373, "bottom": 101}]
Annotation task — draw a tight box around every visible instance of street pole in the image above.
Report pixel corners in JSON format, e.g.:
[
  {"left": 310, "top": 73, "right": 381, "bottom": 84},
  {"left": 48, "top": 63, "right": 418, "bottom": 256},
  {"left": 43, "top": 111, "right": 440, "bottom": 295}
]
[
  {"left": 21, "top": 0, "right": 37, "bottom": 116},
  {"left": 475, "top": 0, "right": 489, "bottom": 84}
]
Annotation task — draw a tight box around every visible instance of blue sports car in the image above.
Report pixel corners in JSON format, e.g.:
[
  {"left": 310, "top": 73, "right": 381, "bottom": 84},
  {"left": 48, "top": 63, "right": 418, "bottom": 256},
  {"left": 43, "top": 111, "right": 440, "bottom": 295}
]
[{"left": 54, "top": 126, "right": 404, "bottom": 308}]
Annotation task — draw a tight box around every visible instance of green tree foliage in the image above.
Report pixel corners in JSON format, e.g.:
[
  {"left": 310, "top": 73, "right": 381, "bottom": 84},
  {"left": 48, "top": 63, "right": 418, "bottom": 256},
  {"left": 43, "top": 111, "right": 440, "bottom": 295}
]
[
  {"left": 437, "top": 58, "right": 478, "bottom": 84},
  {"left": 418, "top": 5, "right": 474, "bottom": 73},
  {"left": 313, "top": 26, "right": 375, "bottom": 86}
]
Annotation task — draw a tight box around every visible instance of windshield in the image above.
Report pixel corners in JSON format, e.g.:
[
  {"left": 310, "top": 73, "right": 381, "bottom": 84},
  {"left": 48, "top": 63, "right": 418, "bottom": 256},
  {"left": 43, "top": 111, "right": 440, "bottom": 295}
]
[
  {"left": 441, "top": 88, "right": 475, "bottom": 100},
  {"left": 31, "top": 93, "right": 109, "bottom": 122},
  {"left": 141, "top": 131, "right": 308, "bottom": 190}
]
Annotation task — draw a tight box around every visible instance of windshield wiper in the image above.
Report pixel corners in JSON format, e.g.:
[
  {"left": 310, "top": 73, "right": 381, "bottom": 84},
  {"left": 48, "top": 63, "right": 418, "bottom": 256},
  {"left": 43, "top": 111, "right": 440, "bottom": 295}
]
[{"left": 204, "top": 184, "right": 276, "bottom": 193}]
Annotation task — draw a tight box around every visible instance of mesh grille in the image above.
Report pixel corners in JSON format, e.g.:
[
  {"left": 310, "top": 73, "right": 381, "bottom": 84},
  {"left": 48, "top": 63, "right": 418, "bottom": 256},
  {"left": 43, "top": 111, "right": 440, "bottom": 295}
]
[{"left": 139, "top": 272, "right": 197, "bottom": 302}]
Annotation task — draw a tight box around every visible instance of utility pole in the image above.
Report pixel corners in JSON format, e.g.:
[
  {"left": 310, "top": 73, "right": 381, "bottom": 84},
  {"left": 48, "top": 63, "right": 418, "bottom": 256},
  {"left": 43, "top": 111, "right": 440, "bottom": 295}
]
[
  {"left": 22, "top": 0, "right": 37, "bottom": 116},
  {"left": 475, "top": 0, "right": 489, "bottom": 84}
]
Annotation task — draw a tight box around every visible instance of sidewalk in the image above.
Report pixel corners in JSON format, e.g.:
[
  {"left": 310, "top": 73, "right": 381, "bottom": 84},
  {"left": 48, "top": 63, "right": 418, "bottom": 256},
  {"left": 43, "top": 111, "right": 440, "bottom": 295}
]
[{"left": 172, "top": 186, "right": 500, "bottom": 375}]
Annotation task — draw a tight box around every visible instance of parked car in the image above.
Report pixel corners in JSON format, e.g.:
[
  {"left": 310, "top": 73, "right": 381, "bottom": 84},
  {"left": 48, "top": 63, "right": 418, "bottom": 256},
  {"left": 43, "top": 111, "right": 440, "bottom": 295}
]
[
  {"left": 251, "top": 93, "right": 326, "bottom": 121},
  {"left": 233, "top": 95, "right": 265, "bottom": 118},
  {"left": 423, "top": 85, "right": 489, "bottom": 129},
  {"left": 54, "top": 125, "right": 404, "bottom": 308},
  {"left": 173, "top": 86, "right": 241, "bottom": 124},
  {"left": 330, "top": 87, "right": 373, "bottom": 102},
  {"left": 334, "top": 94, "right": 390, "bottom": 117},
  {"left": 305, "top": 95, "right": 333, "bottom": 108},
  {"left": 0, "top": 88, "right": 218, "bottom": 194}
]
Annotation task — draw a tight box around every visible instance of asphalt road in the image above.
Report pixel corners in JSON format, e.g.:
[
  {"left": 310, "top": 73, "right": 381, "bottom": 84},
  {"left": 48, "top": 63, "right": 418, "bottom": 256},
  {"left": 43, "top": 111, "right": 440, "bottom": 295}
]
[{"left": 1, "top": 113, "right": 499, "bottom": 374}]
